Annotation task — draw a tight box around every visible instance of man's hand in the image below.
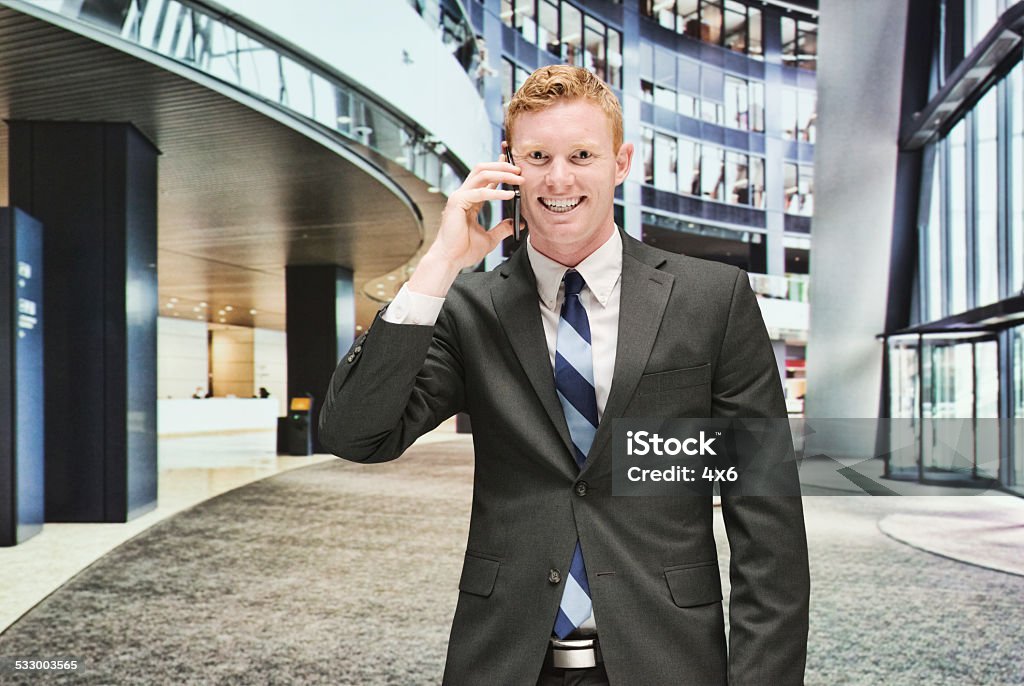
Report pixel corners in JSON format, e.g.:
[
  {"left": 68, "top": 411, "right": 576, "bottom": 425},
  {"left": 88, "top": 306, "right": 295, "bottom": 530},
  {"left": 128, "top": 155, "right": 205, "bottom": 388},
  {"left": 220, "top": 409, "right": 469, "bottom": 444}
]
[{"left": 408, "top": 156, "right": 521, "bottom": 297}]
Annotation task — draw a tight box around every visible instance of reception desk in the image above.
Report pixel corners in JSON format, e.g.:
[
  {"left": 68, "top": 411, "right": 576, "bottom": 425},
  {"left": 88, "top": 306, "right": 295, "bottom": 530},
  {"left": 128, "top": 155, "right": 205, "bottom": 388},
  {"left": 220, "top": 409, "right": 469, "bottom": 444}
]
[{"left": 158, "top": 398, "right": 279, "bottom": 436}]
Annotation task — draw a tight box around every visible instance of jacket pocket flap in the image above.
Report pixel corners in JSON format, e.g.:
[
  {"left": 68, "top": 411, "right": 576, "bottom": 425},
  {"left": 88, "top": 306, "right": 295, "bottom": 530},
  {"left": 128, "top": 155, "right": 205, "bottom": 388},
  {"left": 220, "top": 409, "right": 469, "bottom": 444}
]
[
  {"left": 459, "top": 553, "right": 500, "bottom": 597},
  {"left": 639, "top": 364, "right": 711, "bottom": 395},
  {"left": 664, "top": 562, "right": 722, "bottom": 607}
]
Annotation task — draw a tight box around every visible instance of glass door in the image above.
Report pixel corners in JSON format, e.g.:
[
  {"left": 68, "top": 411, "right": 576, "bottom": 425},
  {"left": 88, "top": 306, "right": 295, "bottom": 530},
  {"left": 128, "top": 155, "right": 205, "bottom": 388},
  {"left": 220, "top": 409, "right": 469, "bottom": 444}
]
[
  {"left": 887, "top": 338, "right": 921, "bottom": 477},
  {"left": 920, "top": 336, "right": 999, "bottom": 480}
]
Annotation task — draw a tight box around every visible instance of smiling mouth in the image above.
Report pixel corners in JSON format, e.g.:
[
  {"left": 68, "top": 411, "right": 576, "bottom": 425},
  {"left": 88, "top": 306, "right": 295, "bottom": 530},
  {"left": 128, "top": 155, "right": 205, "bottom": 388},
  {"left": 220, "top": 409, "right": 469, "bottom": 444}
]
[{"left": 539, "top": 196, "right": 585, "bottom": 214}]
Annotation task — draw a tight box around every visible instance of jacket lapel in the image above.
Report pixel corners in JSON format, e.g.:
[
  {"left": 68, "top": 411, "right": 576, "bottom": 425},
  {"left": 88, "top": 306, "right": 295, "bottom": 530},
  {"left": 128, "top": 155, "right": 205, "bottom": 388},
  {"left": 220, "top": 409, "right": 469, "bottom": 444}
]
[
  {"left": 583, "top": 234, "right": 673, "bottom": 472},
  {"left": 491, "top": 247, "right": 578, "bottom": 468}
]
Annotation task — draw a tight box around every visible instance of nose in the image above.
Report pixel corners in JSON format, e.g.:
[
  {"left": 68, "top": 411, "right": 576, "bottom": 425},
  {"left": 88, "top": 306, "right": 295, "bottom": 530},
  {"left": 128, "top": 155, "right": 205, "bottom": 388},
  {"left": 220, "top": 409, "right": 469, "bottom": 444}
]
[{"left": 544, "top": 157, "right": 575, "bottom": 190}]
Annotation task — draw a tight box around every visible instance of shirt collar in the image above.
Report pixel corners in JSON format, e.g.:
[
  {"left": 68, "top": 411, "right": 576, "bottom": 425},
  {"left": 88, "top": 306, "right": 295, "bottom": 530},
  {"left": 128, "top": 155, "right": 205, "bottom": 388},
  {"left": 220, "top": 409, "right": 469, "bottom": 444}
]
[{"left": 526, "top": 227, "right": 623, "bottom": 310}]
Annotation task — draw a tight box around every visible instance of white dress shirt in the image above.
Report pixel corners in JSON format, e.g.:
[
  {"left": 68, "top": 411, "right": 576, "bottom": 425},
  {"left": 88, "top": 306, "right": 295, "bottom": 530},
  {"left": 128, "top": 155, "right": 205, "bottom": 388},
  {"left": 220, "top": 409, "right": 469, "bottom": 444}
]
[{"left": 382, "top": 227, "right": 624, "bottom": 633}]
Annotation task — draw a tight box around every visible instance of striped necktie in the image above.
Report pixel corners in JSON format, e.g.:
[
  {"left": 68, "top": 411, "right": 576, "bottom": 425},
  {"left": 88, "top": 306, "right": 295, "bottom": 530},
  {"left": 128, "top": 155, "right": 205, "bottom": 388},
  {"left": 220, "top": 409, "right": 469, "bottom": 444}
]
[{"left": 553, "top": 269, "right": 595, "bottom": 639}]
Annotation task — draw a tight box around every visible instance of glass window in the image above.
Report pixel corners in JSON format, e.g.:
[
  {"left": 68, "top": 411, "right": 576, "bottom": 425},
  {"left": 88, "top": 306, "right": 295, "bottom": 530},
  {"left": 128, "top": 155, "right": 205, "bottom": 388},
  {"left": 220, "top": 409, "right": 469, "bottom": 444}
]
[
  {"left": 969, "top": 0, "right": 998, "bottom": 52},
  {"left": 608, "top": 29, "right": 623, "bottom": 87},
  {"left": 561, "top": 3, "right": 583, "bottom": 66},
  {"left": 781, "top": 89, "right": 798, "bottom": 139},
  {"left": 678, "top": 92, "right": 697, "bottom": 118},
  {"left": 679, "top": 139, "right": 700, "bottom": 195},
  {"left": 781, "top": 17, "right": 797, "bottom": 66},
  {"left": 724, "top": 76, "right": 749, "bottom": 130},
  {"left": 539, "top": 0, "right": 560, "bottom": 55},
  {"left": 723, "top": 1, "right": 747, "bottom": 53},
  {"left": 702, "top": 1, "right": 723, "bottom": 44},
  {"left": 747, "top": 7, "right": 762, "bottom": 59},
  {"left": 677, "top": 0, "right": 699, "bottom": 36},
  {"left": 501, "top": 0, "right": 514, "bottom": 27},
  {"left": 654, "top": 132, "right": 678, "bottom": 191},
  {"left": 749, "top": 81, "right": 765, "bottom": 132},
  {"left": 925, "top": 148, "right": 944, "bottom": 320},
  {"left": 797, "top": 20, "right": 817, "bottom": 71},
  {"left": 654, "top": 0, "right": 675, "bottom": 30},
  {"left": 641, "top": 79, "right": 655, "bottom": 103},
  {"left": 798, "top": 91, "right": 816, "bottom": 142},
  {"left": 784, "top": 162, "right": 799, "bottom": 213},
  {"left": 654, "top": 84, "right": 676, "bottom": 110},
  {"left": 750, "top": 156, "right": 765, "bottom": 208},
  {"left": 519, "top": 0, "right": 538, "bottom": 44},
  {"left": 701, "top": 144, "right": 725, "bottom": 200},
  {"left": 700, "top": 99, "right": 721, "bottom": 125},
  {"left": 516, "top": 65, "right": 530, "bottom": 93},
  {"left": 584, "top": 15, "right": 607, "bottom": 80},
  {"left": 799, "top": 167, "right": 814, "bottom": 216},
  {"left": 1013, "top": 64, "right": 1024, "bottom": 295},
  {"left": 642, "top": 127, "right": 654, "bottom": 184},
  {"left": 501, "top": 58, "right": 515, "bottom": 109},
  {"left": 949, "top": 120, "right": 969, "bottom": 314},
  {"left": 726, "top": 151, "right": 749, "bottom": 205},
  {"left": 975, "top": 88, "right": 999, "bottom": 306}
]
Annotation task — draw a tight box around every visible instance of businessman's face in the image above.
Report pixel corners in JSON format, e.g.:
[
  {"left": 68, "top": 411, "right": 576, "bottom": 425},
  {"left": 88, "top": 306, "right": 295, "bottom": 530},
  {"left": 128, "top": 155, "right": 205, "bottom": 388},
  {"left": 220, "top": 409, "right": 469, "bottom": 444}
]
[{"left": 511, "top": 99, "right": 633, "bottom": 264}]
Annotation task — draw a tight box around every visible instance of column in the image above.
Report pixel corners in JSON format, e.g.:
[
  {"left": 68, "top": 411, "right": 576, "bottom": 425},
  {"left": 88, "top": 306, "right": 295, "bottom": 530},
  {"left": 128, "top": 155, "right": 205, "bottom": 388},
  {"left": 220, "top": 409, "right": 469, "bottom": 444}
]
[
  {"left": 285, "top": 265, "right": 355, "bottom": 453},
  {"left": 8, "top": 121, "right": 159, "bottom": 522}
]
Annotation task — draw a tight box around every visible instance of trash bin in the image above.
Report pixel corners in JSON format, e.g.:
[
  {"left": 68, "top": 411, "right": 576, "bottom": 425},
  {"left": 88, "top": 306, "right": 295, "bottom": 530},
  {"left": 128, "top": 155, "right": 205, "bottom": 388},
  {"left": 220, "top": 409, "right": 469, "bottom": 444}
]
[{"left": 281, "top": 394, "right": 314, "bottom": 456}]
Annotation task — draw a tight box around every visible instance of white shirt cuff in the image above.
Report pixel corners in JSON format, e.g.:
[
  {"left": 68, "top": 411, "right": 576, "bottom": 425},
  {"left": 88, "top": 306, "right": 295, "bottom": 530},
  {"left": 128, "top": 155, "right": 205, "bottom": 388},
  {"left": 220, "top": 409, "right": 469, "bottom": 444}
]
[{"left": 381, "top": 283, "right": 445, "bottom": 325}]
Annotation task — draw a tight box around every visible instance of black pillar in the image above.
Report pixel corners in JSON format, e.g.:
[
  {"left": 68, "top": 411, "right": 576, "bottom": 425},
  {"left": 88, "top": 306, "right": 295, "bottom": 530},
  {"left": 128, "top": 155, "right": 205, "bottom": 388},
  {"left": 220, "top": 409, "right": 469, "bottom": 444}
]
[
  {"left": 8, "top": 121, "right": 159, "bottom": 523},
  {"left": 0, "top": 208, "right": 44, "bottom": 545},
  {"left": 285, "top": 265, "right": 354, "bottom": 453}
]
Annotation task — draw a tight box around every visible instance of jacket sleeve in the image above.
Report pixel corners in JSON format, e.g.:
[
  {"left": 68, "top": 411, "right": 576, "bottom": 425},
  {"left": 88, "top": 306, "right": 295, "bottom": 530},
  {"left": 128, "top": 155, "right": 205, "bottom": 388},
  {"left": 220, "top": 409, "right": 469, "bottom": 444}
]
[
  {"left": 712, "top": 268, "right": 810, "bottom": 686},
  {"left": 317, "top": 299, "right": 465, "bottom": 463}
]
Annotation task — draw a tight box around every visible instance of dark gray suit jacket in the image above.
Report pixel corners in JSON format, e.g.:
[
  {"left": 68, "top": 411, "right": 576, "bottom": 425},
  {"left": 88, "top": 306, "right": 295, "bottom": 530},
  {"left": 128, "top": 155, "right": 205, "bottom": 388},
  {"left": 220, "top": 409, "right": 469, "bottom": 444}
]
[{"left": 319, "top": 231, "right": 810, "bottom": 685}]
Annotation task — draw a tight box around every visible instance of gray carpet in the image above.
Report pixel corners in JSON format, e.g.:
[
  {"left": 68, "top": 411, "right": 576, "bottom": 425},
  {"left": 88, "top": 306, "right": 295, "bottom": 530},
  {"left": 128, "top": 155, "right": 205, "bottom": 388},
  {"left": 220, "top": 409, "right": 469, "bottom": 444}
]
[
  {"left": 0, "top": 440, "right": 475, "bottom": 685},
  {"left": 2, "top": 438, "right": 1023, "bottom": 685}
]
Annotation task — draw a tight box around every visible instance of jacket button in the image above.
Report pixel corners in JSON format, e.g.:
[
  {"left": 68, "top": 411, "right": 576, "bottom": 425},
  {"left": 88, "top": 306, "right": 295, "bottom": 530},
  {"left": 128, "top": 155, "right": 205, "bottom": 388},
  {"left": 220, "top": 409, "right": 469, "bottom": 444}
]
[
  {"left": 548, "top": 568, "right": 561, "bottom": 584},
  {"left": 346, "top": 354, "right": 355, "bottom": 363},
  {"left": 353, "top": 345, "right": 362, "bottom": 353},
  {"left": 575, "top": 481, "right": 588, "bottom": 497}
]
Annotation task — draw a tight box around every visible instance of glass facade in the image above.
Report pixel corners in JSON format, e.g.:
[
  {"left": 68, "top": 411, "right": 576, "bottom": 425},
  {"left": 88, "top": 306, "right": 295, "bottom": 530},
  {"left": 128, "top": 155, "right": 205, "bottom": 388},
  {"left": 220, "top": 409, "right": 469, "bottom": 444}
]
[
  {"left": 890, "top": 0, "right": 1024, "bottom": 492},
  {"left": 640, "top": 0, "right": 769, "bottom": 60},
  {"left": 500, "top": 0, "right": 623, "bottom": 86}
]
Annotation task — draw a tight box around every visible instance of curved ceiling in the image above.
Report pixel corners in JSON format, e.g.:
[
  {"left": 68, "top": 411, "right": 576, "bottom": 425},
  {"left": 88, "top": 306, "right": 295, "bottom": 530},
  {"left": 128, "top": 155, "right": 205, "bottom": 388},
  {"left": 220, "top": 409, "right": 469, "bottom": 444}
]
[{"left": 0, "top": 4, "right": 443, "bottom": 330}]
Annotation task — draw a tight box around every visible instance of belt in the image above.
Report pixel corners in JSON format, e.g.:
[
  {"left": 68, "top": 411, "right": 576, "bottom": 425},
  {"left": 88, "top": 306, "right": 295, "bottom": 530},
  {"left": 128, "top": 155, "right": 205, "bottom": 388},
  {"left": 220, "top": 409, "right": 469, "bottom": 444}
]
[{"left": 547, "top": 637, "right": 603, "bottom": 669}]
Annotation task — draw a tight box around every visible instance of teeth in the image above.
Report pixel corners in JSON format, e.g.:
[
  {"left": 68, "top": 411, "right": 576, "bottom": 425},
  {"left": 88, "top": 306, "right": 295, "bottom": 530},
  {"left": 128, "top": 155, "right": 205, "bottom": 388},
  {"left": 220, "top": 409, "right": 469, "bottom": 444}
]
[{"left": 541, "top": 197, "right": 582, "bottom": 212}]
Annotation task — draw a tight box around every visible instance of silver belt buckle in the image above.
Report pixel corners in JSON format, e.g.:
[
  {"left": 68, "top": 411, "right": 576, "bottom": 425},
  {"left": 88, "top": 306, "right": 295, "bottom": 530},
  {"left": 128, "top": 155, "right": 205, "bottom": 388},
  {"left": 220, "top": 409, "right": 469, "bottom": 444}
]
[{"left": 550, "top": 638, "right": 598, "bottom": 669}]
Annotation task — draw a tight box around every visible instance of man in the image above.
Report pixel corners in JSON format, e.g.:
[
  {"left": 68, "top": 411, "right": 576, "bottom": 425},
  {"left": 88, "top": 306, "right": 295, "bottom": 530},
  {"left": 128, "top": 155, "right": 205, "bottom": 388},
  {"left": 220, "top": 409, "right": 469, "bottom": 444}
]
[{"left": 319, "top": 65, "right": 809, "bottom": 685}]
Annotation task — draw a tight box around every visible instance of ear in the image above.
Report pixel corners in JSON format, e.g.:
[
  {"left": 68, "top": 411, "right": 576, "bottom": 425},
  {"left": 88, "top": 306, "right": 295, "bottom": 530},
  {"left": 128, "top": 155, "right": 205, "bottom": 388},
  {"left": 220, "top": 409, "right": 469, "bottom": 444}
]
[{"left": 614, "top": 142, "right": 634, "bottom": 185}]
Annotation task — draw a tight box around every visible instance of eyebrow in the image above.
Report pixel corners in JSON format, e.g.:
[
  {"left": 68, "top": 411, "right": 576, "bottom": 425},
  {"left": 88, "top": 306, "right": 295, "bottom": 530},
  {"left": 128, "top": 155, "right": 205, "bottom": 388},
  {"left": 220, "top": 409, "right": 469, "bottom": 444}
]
[{"left": 514, "top": 140, "right": 603, "bottom": 150}]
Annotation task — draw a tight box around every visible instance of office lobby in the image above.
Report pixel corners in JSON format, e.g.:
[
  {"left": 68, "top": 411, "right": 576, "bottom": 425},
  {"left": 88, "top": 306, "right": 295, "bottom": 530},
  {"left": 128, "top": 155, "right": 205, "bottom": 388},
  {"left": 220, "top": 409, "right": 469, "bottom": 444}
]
[{"left": 2, "top": 0, "right": 1024, "bottom": 683}]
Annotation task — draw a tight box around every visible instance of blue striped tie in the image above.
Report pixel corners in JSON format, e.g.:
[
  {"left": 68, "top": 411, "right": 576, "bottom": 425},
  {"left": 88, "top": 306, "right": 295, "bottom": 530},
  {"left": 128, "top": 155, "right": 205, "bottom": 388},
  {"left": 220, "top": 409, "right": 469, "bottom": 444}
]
[{"left": 553, "top": 270, "right": 596, "bottom": 639}]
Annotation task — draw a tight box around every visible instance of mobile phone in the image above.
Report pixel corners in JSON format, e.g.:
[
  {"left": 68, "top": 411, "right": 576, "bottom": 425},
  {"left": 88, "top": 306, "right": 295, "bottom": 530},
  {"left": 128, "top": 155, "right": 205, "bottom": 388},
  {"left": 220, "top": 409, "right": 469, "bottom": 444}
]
[{"left": 504, "top": 144, "right": 521, "bottom": 241}]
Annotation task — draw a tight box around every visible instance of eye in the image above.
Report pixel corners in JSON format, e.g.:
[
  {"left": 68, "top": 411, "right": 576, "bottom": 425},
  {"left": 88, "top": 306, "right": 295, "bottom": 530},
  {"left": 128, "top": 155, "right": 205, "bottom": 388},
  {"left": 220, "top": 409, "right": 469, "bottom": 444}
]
[
  {"left": 528, "top": 150, "right": 546, "bottom": 160},
  {"left": 575, "top": 150, "right": 593, "bottom": 160}
]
